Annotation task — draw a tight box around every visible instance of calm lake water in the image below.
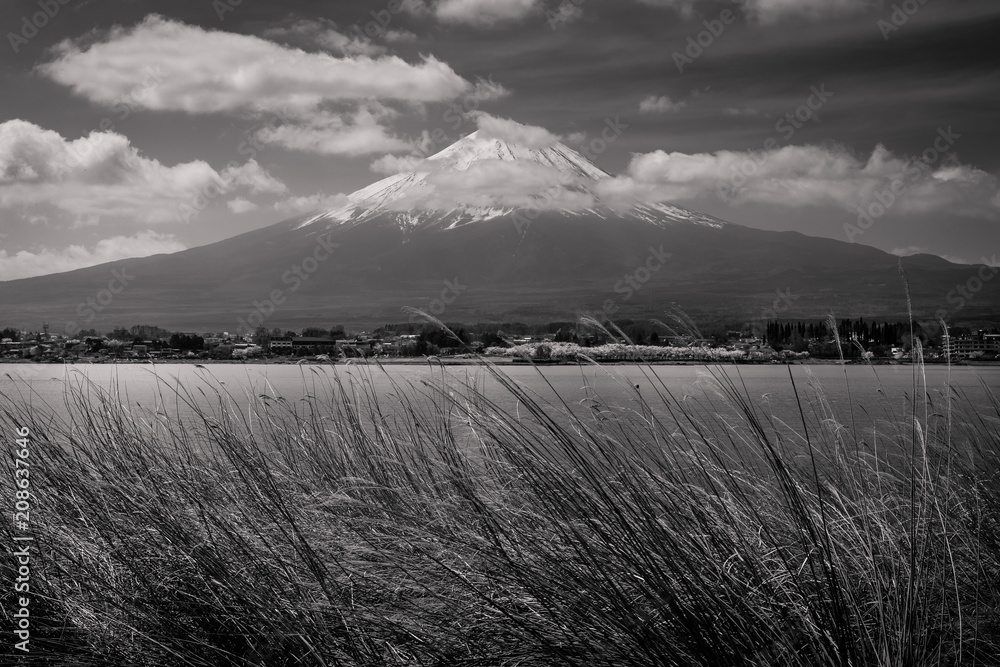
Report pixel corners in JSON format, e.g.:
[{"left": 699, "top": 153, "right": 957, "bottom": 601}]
[{"left": 2, "top": 363, "right": 997, "bottom": 439}]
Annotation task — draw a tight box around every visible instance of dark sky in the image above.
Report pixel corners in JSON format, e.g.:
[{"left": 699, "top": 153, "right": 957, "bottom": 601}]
[{"left": 1, "top": 0, "right": 998, "bottom": 278}]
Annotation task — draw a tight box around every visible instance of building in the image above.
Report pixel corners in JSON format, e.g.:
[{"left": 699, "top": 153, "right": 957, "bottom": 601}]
[
  {"left": 269, "top": 336, "right": 293, "bottom": 352},
  {"left": 269, "top": 337, "right": 341, "bottom": 353},
  {"left": 942, "top": 332, "right": 1000, "bottom": 358}
]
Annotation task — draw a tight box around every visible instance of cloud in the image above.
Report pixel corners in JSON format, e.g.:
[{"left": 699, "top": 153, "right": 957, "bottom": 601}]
[
  {"left": 635, "top": 0, "right": 878, "bottom": 22},
  {"left": 274, "top": 193, "right": 351, "bottom": 215},
  {"left": 0, "top": 231, "right": 186, "bottom": 281},
  {"left": 384, "top": 29, "right": 419, "bottom": 42},
  {"left": 469, "top": 77, "right": 512, "bottom": 103},
  {"left": 412, "top": 0, "right": 540, "bottom": 26},
  {"left": 723, "top": 107, "right": 763, "bottom": 117},
  {"left": 227, "top": 197, "right": 259, "bottom": 214},
  {"left": 220, "top": 160, "right": 288, "bottom": 195},
  {"left": 40, "top": 16, "right": 482, "bottom": 158},
  {"left": 742, "top": 0, "right": 879, "bottom": 23},
  {"left": 546, "top": 2, "right": 585, "bottom": 26},
  {"left": 264, "top": 19, "right": 387, "bottom": 57},
  {"left": 398, "top": 0, "right": 434, "bottom": 16},
  {"left": 639, "top": 95, "right": 687, "bottom": 114},
  {"left": 257, "top": 107, "right": 416, "bottom": 157},
  {"left": 41, "top": 16, "right": 471, "bottom": 114},
  {"left": 370, "top": 154, "right": 430, "bottom": 175},
  {"left": 390, "top": 160, "right": 595, "bottom": 211},
  {"left": 0, "top": 120, "right": 286, "bottom": 225},
  {"left": 632, "top": 0, "right": 698, "bottom": 18},
  {"left": 595, "top": 143, "right": 1000, "bottom": 217},
  {"left": 475, "top": 114, "right": 562, "bottom": 149}
]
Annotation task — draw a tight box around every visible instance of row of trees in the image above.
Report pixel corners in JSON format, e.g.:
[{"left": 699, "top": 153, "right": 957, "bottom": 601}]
[{"left": 758, "top": 319, "right": 996, "bottom": 357}]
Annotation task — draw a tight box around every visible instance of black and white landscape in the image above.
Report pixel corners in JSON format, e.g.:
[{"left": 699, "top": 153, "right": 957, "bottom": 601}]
[{"left": 1, "top": 2, "right": 999, "bottom": 666}]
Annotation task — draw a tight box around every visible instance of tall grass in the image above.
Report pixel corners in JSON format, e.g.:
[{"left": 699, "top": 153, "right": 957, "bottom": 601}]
[{"left": 1, "top": 358, "right": 998, "bottom": 666}]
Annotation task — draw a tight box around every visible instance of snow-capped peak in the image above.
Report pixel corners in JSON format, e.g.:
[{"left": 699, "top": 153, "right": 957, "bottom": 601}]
[
  {"left": 297, "top": 129, "right": 725, "bottom": 231},
  {"left": 423, "top": 130, "right": 611, "bottom": 181}
]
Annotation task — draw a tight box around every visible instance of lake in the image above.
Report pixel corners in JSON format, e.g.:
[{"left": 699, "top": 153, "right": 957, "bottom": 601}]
[{"left": 2, "top": 362, "right": 997, "bottom": 440}]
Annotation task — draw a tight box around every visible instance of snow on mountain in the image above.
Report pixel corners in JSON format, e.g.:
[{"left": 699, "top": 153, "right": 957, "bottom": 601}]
[{"left": 298, "top": 130, "right": 725, "bottom": 231}]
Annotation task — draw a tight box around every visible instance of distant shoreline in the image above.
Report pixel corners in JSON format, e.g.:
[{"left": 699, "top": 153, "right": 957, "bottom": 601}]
[{"left": 3, "top": 357, "right": 998, "bottom": 367}]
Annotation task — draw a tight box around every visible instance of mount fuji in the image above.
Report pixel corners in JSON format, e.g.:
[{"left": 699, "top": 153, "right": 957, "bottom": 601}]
[
  {"left": 1, "top": 130, "right": 996, "bottom": 333},
  {"left": 296, "top": 130, "right": 725, "bottom": 232}
]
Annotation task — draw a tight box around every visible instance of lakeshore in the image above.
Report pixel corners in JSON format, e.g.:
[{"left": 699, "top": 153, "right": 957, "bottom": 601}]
[{"left": 3, "top": 355, "right": 999, "bottom": 366}]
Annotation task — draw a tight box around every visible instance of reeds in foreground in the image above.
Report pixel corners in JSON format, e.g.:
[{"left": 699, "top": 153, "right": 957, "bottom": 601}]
[{"left": 1, "top": 359, "right": 998, "bottom": 666}]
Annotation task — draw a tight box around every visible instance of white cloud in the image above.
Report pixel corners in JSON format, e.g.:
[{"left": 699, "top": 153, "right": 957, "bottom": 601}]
[
  {"left": 40, "top": 16, "right": 480, "bottom": 158},
  {"left": 633, "top": 0, "right": 698, "bottom": 18},
  {"left": 469, "top": 77, "right": 512, "bottom": 103},
  {"left": 220, "top": 160, "right": 288, "bottom": 195},
  {"left": 264, "top": 19, "right": 387, "bottom": 57},
  {"left": 636, "top": 0, "right": 876, "bottom": 22},
  {"left": 594, "top": 144, "right": 1000, "bottom": 218},
  {"left": 723, "top": 107, "right": 763, "bottom": 117},
  {"left": 430, "top": 0, "right": 540, "bottom": 26},
  {"left": 384, "top": 29, "right": 419, "bottom": 42},
  {"left": 370, "top": 154, "right": 429, "bottom": 175},
  {"left": 258, "top": 107, "right": 417, "bottom": 157},
  {"left": 547, "top": 2, "right": 585, "bottom": 26},
  {"left": 41, "top": 16, "right": 471, "bottom": 114},
  {"left": 742, "top": 0, "right": 878, "bottom": 23},
  {"left": 274, "top": 193, "right": 351, "bottom": 215},
  {"left": 398, "top": 0, "right": 434, "bottom": 16},
  {"left": 639, "top": 95, "right": 687, "bottom": 114},
  {"left": 0, "top": 231, "right": 185, "bottom": 281},
  {"left": 0, "top": 120, "right": 286, "bottom": 225},
  {"left": 475, "top": 114, "right": 562, "bottom": 149},
  {"left": 227, "top": 197, "right": 259, "bottom": 214}
]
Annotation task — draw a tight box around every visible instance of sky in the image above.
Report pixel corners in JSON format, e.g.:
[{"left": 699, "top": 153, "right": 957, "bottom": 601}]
[{"left": 0, "top": 0, "right": 998, "bottom": 280}]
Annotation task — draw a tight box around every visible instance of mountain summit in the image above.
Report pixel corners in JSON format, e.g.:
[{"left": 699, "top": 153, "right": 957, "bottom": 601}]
[{"left": 298, "top": 130, "right": 725, "bottom": 231}]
